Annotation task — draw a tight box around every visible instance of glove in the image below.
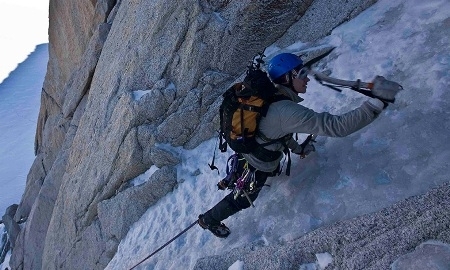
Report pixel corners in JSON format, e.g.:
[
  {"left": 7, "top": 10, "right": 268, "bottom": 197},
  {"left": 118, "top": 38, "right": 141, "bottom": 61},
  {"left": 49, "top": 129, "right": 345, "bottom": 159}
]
[
  {"left": 292, "top": 139, "right": 316, "bottom": 158},
  {"left": 217, "top": 180, "right": 228, "bottom": 190},
  {"left": 371, "top": 76, "right": 403, "bottom": 102},
  {"left": 299, "top": 144, "right": 315, "bottom": 159}
]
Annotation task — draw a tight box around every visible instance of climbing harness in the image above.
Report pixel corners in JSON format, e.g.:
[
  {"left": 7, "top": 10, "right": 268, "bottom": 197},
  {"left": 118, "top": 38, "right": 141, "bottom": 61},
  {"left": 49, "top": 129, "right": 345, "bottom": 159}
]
[
  {"left": 217, "top": 153, "right": 241, "bottom": 190},
  {"left": 128, "top": 219, "right": 198, "bottom": 270},
  {"left": 216, "top": 154, "right": 260, "bottom": 207},
  {"left": 233, "top": 164, "right": 256, "bottom": 202}
]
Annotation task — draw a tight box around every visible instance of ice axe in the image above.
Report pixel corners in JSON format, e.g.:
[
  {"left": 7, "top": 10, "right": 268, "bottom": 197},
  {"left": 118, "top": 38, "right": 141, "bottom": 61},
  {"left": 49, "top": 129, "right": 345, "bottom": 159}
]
[
  {"left": 310, "top": 70, "right": 403, "bottom": 103},
  {"left": 296, "top": 46, "right": 403, "bottom": 103}
]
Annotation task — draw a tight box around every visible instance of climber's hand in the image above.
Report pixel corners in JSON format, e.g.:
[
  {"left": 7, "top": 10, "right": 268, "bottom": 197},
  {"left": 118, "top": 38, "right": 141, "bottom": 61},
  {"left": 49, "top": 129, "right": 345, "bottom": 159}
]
[{"left": 371, "top": 76, "right": 403, "bottom": 103}]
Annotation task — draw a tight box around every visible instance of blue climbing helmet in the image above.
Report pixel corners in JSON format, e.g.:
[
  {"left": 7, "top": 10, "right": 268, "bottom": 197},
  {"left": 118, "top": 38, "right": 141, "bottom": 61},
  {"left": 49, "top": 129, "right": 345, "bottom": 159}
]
[{"left": 267, "top": 53, "right": 303, "bottom": 81}]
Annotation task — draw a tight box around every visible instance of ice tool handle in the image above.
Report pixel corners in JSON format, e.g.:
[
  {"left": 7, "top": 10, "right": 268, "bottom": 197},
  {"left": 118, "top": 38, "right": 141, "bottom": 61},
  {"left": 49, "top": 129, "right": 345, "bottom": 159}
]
[{"left": 310, "top": 70, "right": 403, "bottom": 103}]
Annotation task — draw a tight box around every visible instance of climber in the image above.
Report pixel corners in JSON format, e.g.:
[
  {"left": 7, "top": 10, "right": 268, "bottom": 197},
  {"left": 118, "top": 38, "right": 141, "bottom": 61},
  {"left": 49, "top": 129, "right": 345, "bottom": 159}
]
[{"left": 198, "top": 52, "right": 398, "bottom": 238}]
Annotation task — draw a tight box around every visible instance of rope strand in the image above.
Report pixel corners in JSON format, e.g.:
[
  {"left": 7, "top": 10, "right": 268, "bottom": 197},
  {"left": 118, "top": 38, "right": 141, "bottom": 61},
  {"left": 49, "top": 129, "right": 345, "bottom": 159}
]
[{"left": 128, "top": 219, "right": 199, "bottom": 270}]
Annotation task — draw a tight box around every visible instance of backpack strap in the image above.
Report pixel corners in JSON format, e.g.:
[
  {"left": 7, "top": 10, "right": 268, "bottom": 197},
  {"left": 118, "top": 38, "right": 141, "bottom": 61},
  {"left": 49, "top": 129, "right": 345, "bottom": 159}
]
[
  {"left": 251, "top": 95, "right": 293, "bottom": 176},
  {"left": 283, "top": 144, "right": 292, "bottom": 176},
  {"left": 238, "top": 103, "right": 264, "bottom": 141},
  {"left": 218, "top": 103, "right": 227, "bottom": 152},
  {"left": 240, "top": 104, "right": 263, "bottom": 113},
  {"left": 259, "top": 94, "right": 288, "bottom": 117}
]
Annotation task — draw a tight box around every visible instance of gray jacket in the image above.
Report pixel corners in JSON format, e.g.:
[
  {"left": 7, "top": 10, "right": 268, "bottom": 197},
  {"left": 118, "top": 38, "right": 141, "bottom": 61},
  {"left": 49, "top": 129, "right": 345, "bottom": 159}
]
[{"left": 243, "top": 84, "right": 382, "bottom": 172}]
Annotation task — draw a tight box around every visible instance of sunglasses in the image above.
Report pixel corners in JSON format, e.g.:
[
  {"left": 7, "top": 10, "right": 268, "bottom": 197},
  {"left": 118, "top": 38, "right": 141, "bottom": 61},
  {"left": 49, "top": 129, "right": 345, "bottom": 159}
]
[{"left": 292, "top": 67, "right": 309, "bottom": 80}]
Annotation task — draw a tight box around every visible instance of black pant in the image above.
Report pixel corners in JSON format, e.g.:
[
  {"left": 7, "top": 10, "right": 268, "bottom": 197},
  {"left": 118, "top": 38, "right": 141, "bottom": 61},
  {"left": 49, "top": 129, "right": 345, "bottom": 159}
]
[{"left": 202, "top": 164, "right": 271, "bottom": 225}]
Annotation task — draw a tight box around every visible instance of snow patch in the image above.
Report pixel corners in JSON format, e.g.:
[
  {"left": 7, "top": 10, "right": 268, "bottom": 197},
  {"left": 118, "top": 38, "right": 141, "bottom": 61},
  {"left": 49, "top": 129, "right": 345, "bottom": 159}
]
[
  {"left": 298, "top": 252, "right": 333, "bottom": 270},
  {"left": 391, "top": 240, "right": 450, "bottom": 270},
  {"left": 132, "top": 90, "right": 151, "bottom": 101},
  {"left": 228, "top": 260, "right": 244, "bottom": 270},
  {"left": 316, "top": 252, "right": 333, "bottom": 269},
  {"left": 130, "top": 165, "right": 159, "bottom": 186}
]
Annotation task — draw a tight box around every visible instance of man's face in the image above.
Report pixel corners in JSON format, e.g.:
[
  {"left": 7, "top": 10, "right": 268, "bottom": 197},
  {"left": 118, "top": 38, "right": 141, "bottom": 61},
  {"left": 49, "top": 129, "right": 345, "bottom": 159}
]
[{"left": 291, "top": 68, "right": 310, "bottom": 94}]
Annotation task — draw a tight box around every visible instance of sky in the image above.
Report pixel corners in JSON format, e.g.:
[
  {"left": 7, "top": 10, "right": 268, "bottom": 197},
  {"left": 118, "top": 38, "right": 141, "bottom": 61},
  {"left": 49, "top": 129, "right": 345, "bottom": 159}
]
[
  {"left": 0, "top": 0, "right": 49, "bottom": 83},
  {"left": 0, "top": 0, "right": 49, "bottom": 212},
  {"left": 0, "top": 1, "right": 48, "bottom": 266},
  {"left": 1, "top": 0, "right": 450, "bottom": 269}
]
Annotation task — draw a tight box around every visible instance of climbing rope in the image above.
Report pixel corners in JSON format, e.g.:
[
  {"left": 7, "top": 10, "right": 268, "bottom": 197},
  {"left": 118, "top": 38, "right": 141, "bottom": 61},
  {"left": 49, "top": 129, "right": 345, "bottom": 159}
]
[{"left": 128, "top": 219, "right": 199, "bottom": 270}]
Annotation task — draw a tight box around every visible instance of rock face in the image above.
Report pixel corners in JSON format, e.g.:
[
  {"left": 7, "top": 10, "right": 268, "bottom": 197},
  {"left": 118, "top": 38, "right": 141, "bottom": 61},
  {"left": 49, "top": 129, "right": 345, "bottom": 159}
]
[{"left": 10, "top": 0, "right": 377, "bottom": 269}]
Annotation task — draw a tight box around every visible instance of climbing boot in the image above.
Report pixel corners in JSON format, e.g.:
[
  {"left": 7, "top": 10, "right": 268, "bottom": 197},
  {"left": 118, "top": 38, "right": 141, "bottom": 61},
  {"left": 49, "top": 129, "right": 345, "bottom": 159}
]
[{"left": 198, "top": 214, "right": 231, "bottom": 238}]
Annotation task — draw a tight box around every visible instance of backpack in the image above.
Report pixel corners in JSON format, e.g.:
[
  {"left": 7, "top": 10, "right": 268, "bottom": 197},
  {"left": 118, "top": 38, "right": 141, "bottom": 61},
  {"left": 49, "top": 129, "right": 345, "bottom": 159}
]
[{"left": 218, "top": 68, "right": 291, "bottom": 167}]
